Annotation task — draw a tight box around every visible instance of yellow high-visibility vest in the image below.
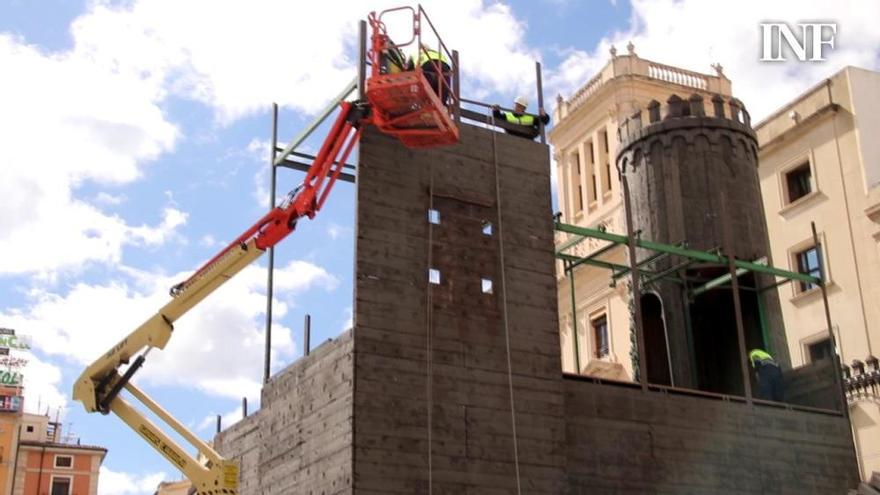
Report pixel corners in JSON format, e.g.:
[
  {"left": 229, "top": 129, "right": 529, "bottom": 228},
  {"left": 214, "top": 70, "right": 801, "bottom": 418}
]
[
  {"left": 749, "top": 349, "right": 775, "bottom": 367},
  {"left": 418, "top": 49, "right": 449, "bottom": 67},
  {"left": 502, "top": 111, "right": 535, "bottom": 126}
]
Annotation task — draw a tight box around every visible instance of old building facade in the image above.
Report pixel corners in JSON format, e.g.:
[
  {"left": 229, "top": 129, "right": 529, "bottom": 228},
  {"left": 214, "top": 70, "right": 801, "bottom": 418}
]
[{"left": 755, "top": 65, "right": 880, "bottom": 479}]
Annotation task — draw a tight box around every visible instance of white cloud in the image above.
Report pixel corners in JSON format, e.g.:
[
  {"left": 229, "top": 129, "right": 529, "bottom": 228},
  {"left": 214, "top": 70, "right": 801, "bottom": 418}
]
[
  {"left": 93, "top": 192, "right": 128, "bottom": 206},
  {"left": 62, "top": 0, "right": 539, "bottom": 124},
  {"left": 99, "top": 466, "right": 167, "bottom": 495},
  {"left": 199, "top": 234, "right": 218, "bottom": 248},
  {"left": 340, "top": 306, "right": 353, "bottom": 333},
  {"left": 0, "top": 32, "right": 180, "bottom": 278},
  {"left": 20, "top": 353, "right": 68, "bottom": 417},
  {"left": 196, "top": 403, "right": 247, "bottom": 433},
  {"left": 2, "top": 260, "right": 335, "bottom": 400},
  {"left": 547, "top": 0, "right": 880, "bottom": 121}
]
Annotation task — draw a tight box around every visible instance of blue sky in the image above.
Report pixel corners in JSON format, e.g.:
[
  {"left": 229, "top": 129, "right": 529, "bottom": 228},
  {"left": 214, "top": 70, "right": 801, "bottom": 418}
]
[{"left": 1, "top": 0, "right": 878, "bottom": 493}]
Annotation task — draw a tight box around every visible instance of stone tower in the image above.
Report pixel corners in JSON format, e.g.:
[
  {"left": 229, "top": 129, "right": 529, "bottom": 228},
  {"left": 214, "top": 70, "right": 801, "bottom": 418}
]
[{"left": 616, "top": 94, "right": 789, "bottom": 393}]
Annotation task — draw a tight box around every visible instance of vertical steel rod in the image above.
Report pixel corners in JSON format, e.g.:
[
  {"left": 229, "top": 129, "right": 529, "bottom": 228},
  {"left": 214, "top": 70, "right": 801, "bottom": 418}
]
[
  {"left": 358, "top": 20, "right": 367, "bottom": 102},
  {"left": 567, "top": 261, "right": 581, "bottom": 373},
  {"left": 264, "top": 103, "right": 278, "bottom": 385},
  {"left": 812, "top": 221, "right": 847, "bottom": 415},
  {"left": 242, "top": 397, "right": 248, "bottom": 418},
  {"left": 720, "top": 197, "right": 753, "bottom": 404},
  {"left": 535, "top": 61, "right": 546, "bottom": 145},
  {"left": 622, "top": 174, "right": 648, "bottom": 390},
  {"left": 304, "top": 313, "right": 311, "bottom": 357},
  {"left": 452, "top": 50, "right": 461, "bottom": 126},
  {"left": 726, "top": 252, "right": 754, "bottom": 404},
  {"left": 215, "top": 414, "right": 221, "bottom": 434}
]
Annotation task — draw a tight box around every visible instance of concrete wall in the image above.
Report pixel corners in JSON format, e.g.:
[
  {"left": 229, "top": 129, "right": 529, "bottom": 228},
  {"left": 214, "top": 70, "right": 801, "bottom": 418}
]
[
  {"left": 564, "top": 377, "right": 859, "bottom": 494},
  {"left": 215, "top": 331, "right": 353, "bottom": 495},
  {"left": 215, "top": 121, "right": 860, "bottom": 494},
  {"left": 352, "top": 124, "right": 565, "bottom": 493}
]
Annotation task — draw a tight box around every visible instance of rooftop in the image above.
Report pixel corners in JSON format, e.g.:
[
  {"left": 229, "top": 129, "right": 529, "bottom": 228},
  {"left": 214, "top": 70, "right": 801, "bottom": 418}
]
[{"left": 553, "top": 45, "right": 731, "bottom": 126}]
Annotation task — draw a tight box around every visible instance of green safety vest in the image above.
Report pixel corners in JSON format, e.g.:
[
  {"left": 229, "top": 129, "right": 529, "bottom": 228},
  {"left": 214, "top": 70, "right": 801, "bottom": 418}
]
[
  {"left": 503, "top": 111, "right": 535, "bottom": 126},
  {"left": 418, "top": 49, "right": 449, "bottom": 67},
  {"left": 749, "top": 349, "right": 776, "bottom": 367}
]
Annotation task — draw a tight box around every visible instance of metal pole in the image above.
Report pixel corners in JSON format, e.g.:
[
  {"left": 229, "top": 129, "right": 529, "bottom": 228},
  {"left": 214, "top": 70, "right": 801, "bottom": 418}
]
[
  {"left": 535, "top": 61, "right": 546, "bottom": 144},
  {"left": 216, "top": 414, "right": 221, "bottom": 434},
  {"left": 812, "top": 221, "right": 848, "bottom": 415},
  {"left": 720, "top": 197, "right": 753, "bottom": 404},
  {"left": 358, "top": 20, "right": 367, "bottom": 102},
  {"left": 242, "top": 397, "right": 248, "bottom": 418},
  {"left": 567, "top": 261, "right": 581, "bottom": 373},
  {"left": 727, "top": 251, "right": 754, "bottom": 404},
  {"left": 622, "top": 174, "right": 648, "bottom": 390},
  {"left": 304, "top": 313, "right": 311, "bottom": 357},
  {"left": 264, "top": 103, "right": 278, "bottom": 385},
  {"left": 452, "top": 50, "right": 461, "bottom": 126}
]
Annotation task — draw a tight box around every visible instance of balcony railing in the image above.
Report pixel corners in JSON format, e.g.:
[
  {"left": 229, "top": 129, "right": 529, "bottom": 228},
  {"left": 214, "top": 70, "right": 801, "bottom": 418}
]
[{"left": 555, "top": 53, "right": 730, "bottom": 122}]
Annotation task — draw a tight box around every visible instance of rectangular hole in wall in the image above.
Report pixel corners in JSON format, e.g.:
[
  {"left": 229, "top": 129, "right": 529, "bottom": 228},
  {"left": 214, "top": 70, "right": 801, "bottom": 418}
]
[
  {"left": 481, "top": 278, "right": 493, "bottom": 294},
  {"left": 428, "top": 208, "right": 441, "bottom": 225},
  {"left": 429, "top": 268, "right": 441, "bottom": 285},
  {"left": 481, "top": 221, "right": 493, "bottom": 236}
]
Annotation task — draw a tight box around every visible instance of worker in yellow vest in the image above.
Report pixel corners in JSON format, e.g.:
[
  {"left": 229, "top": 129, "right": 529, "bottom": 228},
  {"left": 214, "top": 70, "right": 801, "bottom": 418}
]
[
  {"left": 415, "top": 45, "right": 451, "bottom": 105},
  {"left": 749, "top": 348, "right": 784, "bottom": 401},
  {"left": 491, "top": 95, "right": 550, "bottom": 140}
]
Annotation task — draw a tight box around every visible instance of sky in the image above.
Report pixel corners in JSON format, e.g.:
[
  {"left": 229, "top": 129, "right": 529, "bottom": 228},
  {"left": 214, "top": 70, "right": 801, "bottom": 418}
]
[{"left": 1, "top": 0, "right": 878, "bottom": 493}]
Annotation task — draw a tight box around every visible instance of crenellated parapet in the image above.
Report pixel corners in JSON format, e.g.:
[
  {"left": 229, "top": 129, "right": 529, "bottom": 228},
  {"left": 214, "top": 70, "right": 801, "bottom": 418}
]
[{"left": 616, "top": 93, "right": 756, "bottom": 165}]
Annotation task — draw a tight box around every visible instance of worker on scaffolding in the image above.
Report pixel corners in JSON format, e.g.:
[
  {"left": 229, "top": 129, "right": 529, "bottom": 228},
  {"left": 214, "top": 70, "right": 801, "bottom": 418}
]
[
  {"left": 492, "top": 95, "right": 550, "bottom": 140},
  {"left": 749, "top": 348, "right": 785, "bottom": 402}
]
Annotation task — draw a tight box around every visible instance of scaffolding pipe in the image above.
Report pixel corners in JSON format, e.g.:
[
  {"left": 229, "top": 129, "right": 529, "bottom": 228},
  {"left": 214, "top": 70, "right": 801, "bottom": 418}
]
[
  {"left": 264, "top": 103, "right": 278, "bottom": 385},
  {"left": 567, "top": 261, "right": 581, "bottom": 373},
  {"left": 304, "top": 314, "right": 311, "bottom": 357},
  {"left": 536, "top": 61, "right": 546, "bottom": 144},
  {"left": 358, "top": 20, "right": 367, "bottom": 102}
]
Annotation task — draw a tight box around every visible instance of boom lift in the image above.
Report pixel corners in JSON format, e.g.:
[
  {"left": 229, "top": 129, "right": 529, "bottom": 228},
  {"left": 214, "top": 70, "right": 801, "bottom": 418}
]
[{"left": 73, "top": 6, "right": 458, "bottom": 495}]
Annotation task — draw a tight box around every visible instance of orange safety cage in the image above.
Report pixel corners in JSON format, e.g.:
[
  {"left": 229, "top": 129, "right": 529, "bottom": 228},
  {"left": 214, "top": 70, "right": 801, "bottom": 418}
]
[{"left": 365, "top": 6, "right": 459, "bottom": 148}]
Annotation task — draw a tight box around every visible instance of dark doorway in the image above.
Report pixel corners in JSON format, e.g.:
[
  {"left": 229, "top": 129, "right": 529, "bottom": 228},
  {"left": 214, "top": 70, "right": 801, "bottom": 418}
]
[
  {"left": 642, "top": 293, "right": 672, "bottom": 386},
  {"left": 689, "top": 271, "right": 766, "bottom": 396}
]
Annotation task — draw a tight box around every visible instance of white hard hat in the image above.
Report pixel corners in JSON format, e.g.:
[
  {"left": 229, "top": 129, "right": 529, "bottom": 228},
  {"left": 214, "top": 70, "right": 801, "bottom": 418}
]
[{"left": 514, "top": 95, "right": 529, "bottom": 107}]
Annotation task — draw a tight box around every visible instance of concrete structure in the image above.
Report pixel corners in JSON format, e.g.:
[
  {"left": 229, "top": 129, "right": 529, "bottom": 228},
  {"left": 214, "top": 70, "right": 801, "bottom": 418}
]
[
  {"left": 12, "top": 413, "right": 106, "bottom": 495},
  {"left": 216, "top": 120, "right": 860, "bottom": 493},
  {"left": 755, "top": 66, "right": 880, "bottom": 479},
  {"left": 549, "top": 47, "right": 733, "bottom": 379}
]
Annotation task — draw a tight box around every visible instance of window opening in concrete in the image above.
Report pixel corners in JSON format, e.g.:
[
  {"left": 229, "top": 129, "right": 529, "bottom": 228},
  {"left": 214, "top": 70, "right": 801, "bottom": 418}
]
[
  {"left": 481, "top": 221, "right": 493, "bottom": 236},
  {"left": 429, "top": 268, "right": 441, "bottom": 285},
  {"left": 26, "top": 425, "right": 34, "bottom": 433},
  {"left": 481, "top": 278, "right": 493, "bottom": 294},
  {"left": 785, "top": 163, "right": 812, "bottom": 203},
  {"left": 54, "top": 455, "right": 73, "bottom": 468},
  {"left": 795, "top": 246, "right": 821, "bottom": 292},
  {"left": 807, "top": 338, "right": 832, "bottom": 363},
  {"left": 642, "top": 293, "right": 672, "bottom": 386},
  {"left": 591, "top": 315, "right": 609, "bottom": 358},
  {"left": 428, "top": 208, "right": 441, "bottom": 225}
]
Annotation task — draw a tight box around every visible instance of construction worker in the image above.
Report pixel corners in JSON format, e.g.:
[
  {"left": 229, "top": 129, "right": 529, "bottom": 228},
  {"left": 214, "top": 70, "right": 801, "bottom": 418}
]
[
  {"left": 414, "top": 44, "right": 451, "bottom": 104},
  {"left": 749, "top": 348, "right": 784, "bottom": 402},
  {"left": 491, "top": 96, "right": 550, "bottom": 140}
]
